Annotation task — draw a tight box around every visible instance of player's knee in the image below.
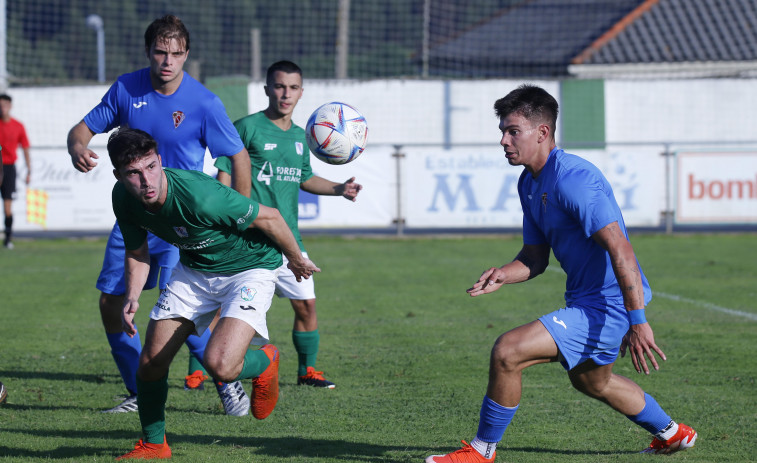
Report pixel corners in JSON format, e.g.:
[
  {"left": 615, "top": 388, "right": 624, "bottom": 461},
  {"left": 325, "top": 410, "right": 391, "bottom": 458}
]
[
  {"left": 203, "top": 354, "right": 237, "bottom": 382},
  {"left": 137, "top": 354, "right": 170, "bottom": 381},
  {"left": 490, "top": 334, "right": 523, "bottom": 372},
  {"left": 292, "top": 299, "right": 317, "bottom": 321},
  {"left": 99, "top": 292, "right": 124, "bottom": 332}
]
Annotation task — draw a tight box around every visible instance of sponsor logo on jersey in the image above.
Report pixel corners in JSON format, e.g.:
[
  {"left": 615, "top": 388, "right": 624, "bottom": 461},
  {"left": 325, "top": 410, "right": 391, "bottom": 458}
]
[
  {"left": 256, "top": 161, "right": 274, "bottom": 186},
  {"left": 295, "top": 142, "right": 304, "bottom": 155},
  {"left": 133, "top": 101, "right": 148, "bottom": 108},
  {"left": 175, "top": 238, "right": 215, "bottom": 250},
  {"left": 173, "top": 226, "right": 189, "bottom": 238},
  {"left": 236, "top": 204, "right": 255, "bottom": 224},
  {"left": 240, "top": 286, "right": 257, "bottom": 301},
  {"left": 172, "top": 111, "right": 185, "bottom": 128},
  {"left": 264, "top": 143, "right": 277, "bottom": 150},
  {"left": 239, "top": 305, "right": 256, "bottom": 311}
]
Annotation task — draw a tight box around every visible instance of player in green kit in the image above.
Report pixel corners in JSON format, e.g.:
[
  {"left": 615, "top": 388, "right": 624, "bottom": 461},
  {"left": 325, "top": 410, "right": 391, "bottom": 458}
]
[
  {"left": 107, "top": 128, "right": 320, "bottom": 459},
  {"left": 216, "top": 61, "right": 361, "bottom": 389}
]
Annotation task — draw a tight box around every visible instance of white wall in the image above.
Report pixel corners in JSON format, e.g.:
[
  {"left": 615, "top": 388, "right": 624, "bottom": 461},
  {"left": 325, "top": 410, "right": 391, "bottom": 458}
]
[{"left": 7, "top": 78, "right": 757, "bottom": 232}]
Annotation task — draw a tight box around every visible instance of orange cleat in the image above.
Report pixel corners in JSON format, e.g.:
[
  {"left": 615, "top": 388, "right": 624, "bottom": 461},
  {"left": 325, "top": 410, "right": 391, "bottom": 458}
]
[
  {"left": 425, "top": 440, "right": 495, "bottom": 463},
  {"left": 251, "top": 344, "right": 279, "bottom": 419},
  {"left": 184, "top": 370, "right": 208, "bottom": 390},
  {"left": 641, "top": 423, "right": 697, "bottom": 454},
  {"left": 116, "top": 435, "right": 172, "bottom": 460},
  {"left": 297, "top": 366, "right": 336, "bottom": 389}
]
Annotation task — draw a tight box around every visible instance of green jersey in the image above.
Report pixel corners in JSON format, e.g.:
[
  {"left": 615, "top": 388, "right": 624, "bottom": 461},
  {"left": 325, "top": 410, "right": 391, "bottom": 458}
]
[
  {"left": 215, "top": 111, "right": 314, "bottom": 251},
  {"left": 112, "top": 168, "right": 283, "bottom": 274}
]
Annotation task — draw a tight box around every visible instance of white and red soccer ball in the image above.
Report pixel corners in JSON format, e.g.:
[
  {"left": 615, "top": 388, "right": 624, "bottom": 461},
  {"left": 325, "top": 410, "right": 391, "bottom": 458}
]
[{"left": 305, "top": 102, "right": 368, "bottom": 165}]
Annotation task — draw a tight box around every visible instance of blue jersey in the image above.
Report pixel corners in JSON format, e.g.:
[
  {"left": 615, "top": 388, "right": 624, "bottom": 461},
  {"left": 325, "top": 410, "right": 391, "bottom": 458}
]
[
  {"left": 518, "top": 148, "right": 652, "bottom": 308},
  {"left": 83, "top": 68, "right": 244, "bottom": 170}
]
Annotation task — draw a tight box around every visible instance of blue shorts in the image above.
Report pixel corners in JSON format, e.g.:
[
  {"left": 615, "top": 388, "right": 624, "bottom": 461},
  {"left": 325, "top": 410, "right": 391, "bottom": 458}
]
[
  {"left": 539, "top": 302, "right": 631, "bottom": 371},
  {"left": 96, "top": 223, "right": 180, "bottom": 296}
]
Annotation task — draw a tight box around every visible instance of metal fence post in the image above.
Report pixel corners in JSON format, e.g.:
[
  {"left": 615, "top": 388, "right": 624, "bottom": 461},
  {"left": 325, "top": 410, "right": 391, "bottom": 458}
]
[
  {"left": 392, "top": 145, "right": 405, "bottom": 236},
  {"left": 662, "top": 144, "right": 674, "bottom": 234}
]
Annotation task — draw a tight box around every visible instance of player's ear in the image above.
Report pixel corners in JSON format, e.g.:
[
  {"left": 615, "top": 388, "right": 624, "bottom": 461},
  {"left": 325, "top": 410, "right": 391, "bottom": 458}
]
[
  {"left": 538, "top": 124, "right": 549, "bottom": 143},
  {"left": 113, "top": 168, "right": 121, "bottom": 181}
]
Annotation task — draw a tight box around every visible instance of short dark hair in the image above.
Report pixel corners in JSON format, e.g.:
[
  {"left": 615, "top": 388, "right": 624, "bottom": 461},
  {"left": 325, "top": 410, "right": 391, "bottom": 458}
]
[
  {"left": 108, "top": 128, "right": 159, "bottom": 171},
  {"left": 266, "top": 60, "right": 302, "bottom": 86},
  {"left": 494, "top": 84, "right": 558, "bottom": 135},
  {"left": 144, "top": 15, "right": 190, "bottom": 51},
  {"left": 0, "top": 94, "right": 11, "bottom": 102}
]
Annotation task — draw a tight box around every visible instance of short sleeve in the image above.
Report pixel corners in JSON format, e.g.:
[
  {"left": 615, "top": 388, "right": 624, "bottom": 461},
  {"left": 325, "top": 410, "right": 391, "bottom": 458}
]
[
  {"left": 557, "top": 170, "right": 618, "bottom": 238},
  {"left": 83, "top": 82, "right": 121, "bottom": 134},
  {"left": 203, "top": 97, "right": 245, "bottom": 158}
]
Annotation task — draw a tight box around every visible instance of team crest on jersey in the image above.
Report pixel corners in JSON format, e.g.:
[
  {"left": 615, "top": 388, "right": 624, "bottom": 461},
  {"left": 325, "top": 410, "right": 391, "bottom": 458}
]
[
  {"left": 295, "top": 142, "right": 304, "bottom": 155},
  {"left": 172, "top": 111, "right": 185, "bottom": 128},
  {"left": 173, "top": 226, "right": 189, "bottom": 238},
  {"left": 240, "top": 286, "right": 257, "bottom": 301}
]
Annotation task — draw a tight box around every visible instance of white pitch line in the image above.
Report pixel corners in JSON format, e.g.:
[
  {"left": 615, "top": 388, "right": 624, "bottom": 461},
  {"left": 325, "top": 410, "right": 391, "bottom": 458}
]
[
  {"left": 653, "top": 292, "right": 757, "bottom": 322},
  {"left": 545, "top": 266, "right": 757, "bottom": 322}
]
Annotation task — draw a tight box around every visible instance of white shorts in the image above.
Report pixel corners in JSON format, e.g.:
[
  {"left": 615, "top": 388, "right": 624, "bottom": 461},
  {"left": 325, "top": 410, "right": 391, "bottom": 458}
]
[
  {"left": 274, "top": 252, "right": 316, "bottom": 300},
  {"left": 150, "top": 262, "right": 278, "bottom": 345}
]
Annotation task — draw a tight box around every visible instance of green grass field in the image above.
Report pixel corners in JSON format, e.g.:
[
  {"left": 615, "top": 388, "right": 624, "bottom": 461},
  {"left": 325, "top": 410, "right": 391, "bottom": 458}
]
[{"left": 0, "top": 234, "right": 755, "bottom": 462}]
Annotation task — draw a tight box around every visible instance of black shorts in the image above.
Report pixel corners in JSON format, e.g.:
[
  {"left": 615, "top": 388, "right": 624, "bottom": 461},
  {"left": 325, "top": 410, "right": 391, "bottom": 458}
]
[{"left": 1, "top": 164, "right": 16, "bottom": 200}]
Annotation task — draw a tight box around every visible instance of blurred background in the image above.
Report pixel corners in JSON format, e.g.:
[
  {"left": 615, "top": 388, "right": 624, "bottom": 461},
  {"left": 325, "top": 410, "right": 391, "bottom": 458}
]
[{"left": 2, "top": 0, "right": 757, "bottom": 234}]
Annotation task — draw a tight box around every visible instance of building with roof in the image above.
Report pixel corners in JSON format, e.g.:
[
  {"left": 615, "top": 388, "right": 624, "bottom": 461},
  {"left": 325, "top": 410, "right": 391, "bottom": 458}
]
[{"left": 426, "top": 0, "right": 757, "bottom": 79}]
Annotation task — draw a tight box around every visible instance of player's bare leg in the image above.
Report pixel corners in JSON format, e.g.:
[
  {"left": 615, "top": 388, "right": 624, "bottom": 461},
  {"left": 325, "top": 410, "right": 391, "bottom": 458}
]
[
  {"left": 568, "top": 361, "right": 645, "bottom": 415},
  {"left": 486, "top": 320, "right": 558, "bottom": 406},
  {"left": 100, "top": 292, "right": 124, "bottom": 332},
  {"left": 206, "top": 316, "right": 280, "bottom": 419},
  {"left": 569, "top": 360, "right": 697, "bottom": 454},
  {"left": 100, "top": 292, "right": 142, "bottom": 413},
  {"left": 427, "top": 321, "right": 557, "bottom": 462},
  {"left": 291, "top": 298, "right": 317, "bottom": 332},
  {"left": 117, "top": 318, "right": 193, "bottom": 459}
]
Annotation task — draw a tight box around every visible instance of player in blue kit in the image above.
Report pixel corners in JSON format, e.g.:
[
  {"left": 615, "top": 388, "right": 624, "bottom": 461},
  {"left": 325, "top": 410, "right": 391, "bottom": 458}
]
[
  {"left": 66, "top": 15, "right": 252, "bottom": 415},
  {"left": 426, "top": 85, "right": 697, "bottom": 463}
]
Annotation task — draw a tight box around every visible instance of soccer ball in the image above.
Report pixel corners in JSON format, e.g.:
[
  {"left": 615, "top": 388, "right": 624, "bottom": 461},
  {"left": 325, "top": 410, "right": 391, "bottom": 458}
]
[{"left": 305, "top": 102, "right": 368, "bottom": 165}]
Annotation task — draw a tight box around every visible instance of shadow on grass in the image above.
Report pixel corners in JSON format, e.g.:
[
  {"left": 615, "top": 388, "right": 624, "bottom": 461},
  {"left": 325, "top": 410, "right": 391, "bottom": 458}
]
[
  {"left": 0, "top": 369, "right": 109, "bottom": 384},
  {"left": 0, "top": 428, "right": 636, "bottom": 461}
]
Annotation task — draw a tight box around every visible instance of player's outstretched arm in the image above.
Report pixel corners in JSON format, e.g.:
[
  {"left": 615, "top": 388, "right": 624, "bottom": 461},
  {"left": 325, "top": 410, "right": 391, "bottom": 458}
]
[
  {"left": 467, "top": 243, "right": 550, "bottom": 297},
  {"left": 250, "top": 204, "right": 321, "bottom": 281},
  {"left": 122, "top": 241, "right": 151, "bottom": 337},
  {"left": 66, "top": 121, "right": 99, "bottom": 172},
  {"left": 302, "top": 176, "right": 362, "bottom": 201},
  {"left": 592, "top": 222, "right": 666, "bottom": 374}
]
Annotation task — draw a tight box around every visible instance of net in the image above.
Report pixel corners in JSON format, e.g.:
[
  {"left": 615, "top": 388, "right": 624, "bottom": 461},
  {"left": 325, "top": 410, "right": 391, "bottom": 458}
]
[{"left": 4, "top": 0, "right": 655, "bottom": 84}]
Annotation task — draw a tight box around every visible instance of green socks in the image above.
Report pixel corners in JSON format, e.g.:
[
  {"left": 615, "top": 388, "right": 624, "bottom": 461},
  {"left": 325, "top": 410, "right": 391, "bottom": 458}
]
[
  {"left": 136, "top": 374, "right": 168, "bottom": 444},
  {"left": 233, "top": 348, "right": 271, "bottom": 381},
  {"left": 292, "top": 329, "right": 319, "bottom": 376}
]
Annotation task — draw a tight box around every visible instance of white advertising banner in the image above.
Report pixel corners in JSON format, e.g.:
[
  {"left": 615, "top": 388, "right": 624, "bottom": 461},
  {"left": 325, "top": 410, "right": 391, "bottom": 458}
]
[
  {"left": 402, "top": 147, "right": 664, "bottom": 228},
  {"left": 14, "top": 147, "right": 117, "bottom": 232},
  {"left": 13, "top": 145, "right": 398, "bottom": 232},
  {"left": 298, "top": 146, "right": 396, "bottom": 229},
  {"left": 676, "top": 151, "right": 757, "bottom": 224}
]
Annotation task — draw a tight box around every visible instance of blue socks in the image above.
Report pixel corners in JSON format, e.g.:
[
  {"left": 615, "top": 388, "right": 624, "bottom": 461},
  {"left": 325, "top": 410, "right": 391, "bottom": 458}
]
[
  {"left": 184, "top": 330, "right": 210, "bottom": 362},
  {"left": 106, "top": 331, "right": 141, "bottom": 395},
  {"left": 626, "top": 393, "right": 673, "bottom": 435},
  {"left": 476, "top": 395, "right": 519, "bottom": 442}
]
